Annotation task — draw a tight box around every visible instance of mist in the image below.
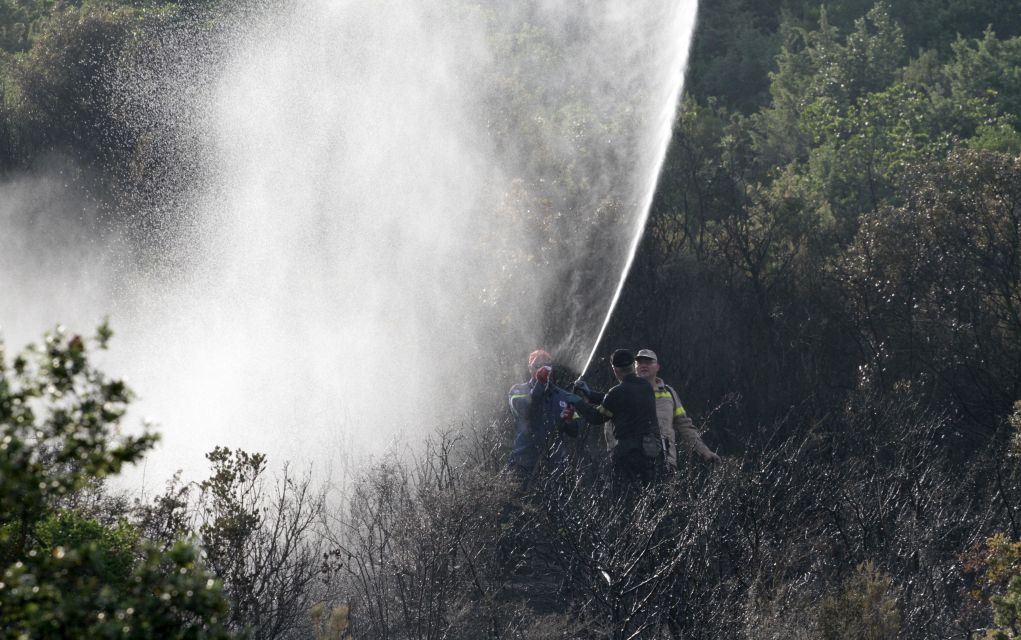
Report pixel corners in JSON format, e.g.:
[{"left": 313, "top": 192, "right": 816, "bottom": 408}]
[{"left": 0, "top": 0, "right": 697, "bottom": 486}]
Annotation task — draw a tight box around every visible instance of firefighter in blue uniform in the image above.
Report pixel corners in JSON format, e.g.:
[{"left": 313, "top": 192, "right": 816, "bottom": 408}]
[{"left": 507, "top": 349, "right": 584, "bottom": 489}]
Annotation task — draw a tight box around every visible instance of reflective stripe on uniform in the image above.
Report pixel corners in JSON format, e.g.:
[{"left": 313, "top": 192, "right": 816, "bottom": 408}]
[
  {"left": 658, "top": 384, "right": 687, "bottom": 417},
  {"left": 510, "top": 394, "right": 528, "bottom": 401},
  {"left": 598, "top": 406, "right": 613, "bottom": 418}
]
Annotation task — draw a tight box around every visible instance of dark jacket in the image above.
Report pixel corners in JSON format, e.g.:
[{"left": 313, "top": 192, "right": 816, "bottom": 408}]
[
  {"left": 508, "top": 378, "right": 583, "bottom": 472},
  {"left": 573, "top": 373, "right": 658, "bottom": 443}
]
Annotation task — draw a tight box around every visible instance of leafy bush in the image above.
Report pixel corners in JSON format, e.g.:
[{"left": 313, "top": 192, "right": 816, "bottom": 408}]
[
  {"left": 0, "top": 324, "right": 238, "bottom": 639},
  {"left": 964, "top": 533, "right": 1021, "bottom": 639},
  {"left": 7, "top": 5, "right": 140, "bottom": 167},
  {"left": 34, "top": 509, "right": 140, "bottom": 586},
  {"left": 817, "top": 562, "right": 901, "bottom": 640},
  {"left": 196, "top": 446, "right": 328, "bottom": 639}
]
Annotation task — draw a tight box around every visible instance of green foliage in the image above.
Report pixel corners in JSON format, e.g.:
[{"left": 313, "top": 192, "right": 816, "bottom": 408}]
[
  {"left": 2, "top": 539, "right": 234, "bottom": 639},
  {"left": 0, "top": 0, "right": 189, "bottom": 172},
  {"left": 841, "top": 149, "right": 1021, "bottom": 412},
  {"left": 0, "top": 323, "right": 156, "bottom": 548},
  {"left": 970, "top": 121, "right": 1021, "bottom": 154},
  {"left": 737, "top": 3, "right": 1021, "bottom": 228},
  {"left": 768, "top": 3, "right": 906, "bottom": 121},
  {"left": 947, "top": 31, "right": 1021, "bottom": 127},
  {"left": 968, "top": 533, "right": 1021, "bottom": 601},
  {"left": 197, "top": 447, "right": 327, "bottom": 638},
  {"left": 198, "top": 446, "right": 266, "bottom": 611},
  {"left": 0, "top": 0, "right": 57, "bottom": 53},
  {"left": 838, "top": 2, "right": 907, "bottom": 102},
  {"left": 0, "top": 325, "right": 239, "bottom": 639},
  {"left": 309, "top": 602, "right": 351, "bottom": 640},
  {"left": 890, "top": 0, "right": 1021, "bottom": 56},
  {"left": 966, "top": 534, "right": 1021, "bottom": 639},
  {"left": 6, "top": 5, "right": 141, "bottom": 167},
  {"left": 686, "top": 0, "right": 780, "bottom": 112},
  {"left": 751, "top": 3, "right": 913, "bottom": 206},
  {"left": 800, "top": 80, "right": 990, "bottom": 220},
  {"left": 34, "top": 510, "right": 140, "bottom": 585},
  {"left": 983, "top": 575, "right": 1021, "bottom": 640},
  {"left": 817, "top": 562, "right": 901, "bottom": 640}
]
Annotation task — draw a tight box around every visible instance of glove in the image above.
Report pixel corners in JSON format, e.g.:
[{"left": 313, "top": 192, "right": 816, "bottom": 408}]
[
  {"left": 574, "top": 380, "right": 592, "bottom": 399},
  {"left": 562, "top": 392, "right": 582, "bottom": 405},
  {"left": 559, "top": 406, "right": 580, "bottom": 438},
  {"left": 535, "top": 365, "right": 552, "bottom": 385}
]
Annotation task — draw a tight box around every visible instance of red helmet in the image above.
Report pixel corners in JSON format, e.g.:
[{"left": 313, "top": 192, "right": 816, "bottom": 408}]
[{"left": 528, "top": 349, "right": 552, "bottom": 369}]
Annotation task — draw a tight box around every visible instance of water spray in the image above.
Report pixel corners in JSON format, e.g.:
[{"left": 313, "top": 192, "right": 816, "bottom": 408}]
[
  {"left": 1, "top": 0, "right": 700, "bottom": 485},
  {"left": 577, "top": 222, "right": 646, "bottom": 381},
  {"left": 576, "top": 7, "right": 695, "bottom": 382}
]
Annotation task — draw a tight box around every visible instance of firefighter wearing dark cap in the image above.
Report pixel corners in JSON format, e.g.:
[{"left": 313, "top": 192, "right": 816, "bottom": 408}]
[{"left": 566, "top": 349, "right": 660, "bottom": 484}]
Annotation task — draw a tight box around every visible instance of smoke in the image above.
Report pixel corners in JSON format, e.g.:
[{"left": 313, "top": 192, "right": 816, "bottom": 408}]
[{"left": 0, "top": 0, "right": 697, "bottom": 486}]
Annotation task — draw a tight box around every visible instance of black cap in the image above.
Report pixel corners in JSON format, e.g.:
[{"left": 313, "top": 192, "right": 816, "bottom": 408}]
[{"left": 610, "top": 349, "right": 635, "bottom": 368}]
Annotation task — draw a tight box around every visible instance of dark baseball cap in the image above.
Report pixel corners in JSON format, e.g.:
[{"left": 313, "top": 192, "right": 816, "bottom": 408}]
[{"left": 610, "top": 349, "right": 635, "bottom": 368}]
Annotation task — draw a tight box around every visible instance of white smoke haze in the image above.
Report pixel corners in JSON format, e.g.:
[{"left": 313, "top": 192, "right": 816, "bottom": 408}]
[{"left": 0, "top": 0, "right": 698, "bottom": 487}]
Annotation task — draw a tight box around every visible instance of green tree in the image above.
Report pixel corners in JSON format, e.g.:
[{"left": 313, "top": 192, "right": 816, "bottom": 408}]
[
  {"left": 982, "top": 576, "right": 1021, "bottom": 640},
  {"left": 946, "top": 30, "right": 1021, "bottom": 154},
  {"left": 197, "top": 447, "right": 327, "bottom": 639},
  {"left": 5, "top": 5, "right": 142, "bottom": 169},
  {"left": 890, "top": 0, "right": 1021, "bottom": 56},
  {"left": 799, "top": 80, "right": 981, "bottom": 221},
  {"left": 966, "top": 532, "right": 1021, "bottom": 639},
  {"left": 0, "top": 0, "right": 54, "bottom": 53},
  {"left": 948, "top": 31, "right": 1021, "bottom": 115},
  {"left": 685, "top": 0, "right": 780, "bottom": 112},
  {"left": 751, "top": 3, "right": 906, "bottom": 181},
  {"left": 840, "top": 149, "right": 1021, "bottom": 422},
  {"left": 0, "top": 324, "right": 238, "bottom": 639}
]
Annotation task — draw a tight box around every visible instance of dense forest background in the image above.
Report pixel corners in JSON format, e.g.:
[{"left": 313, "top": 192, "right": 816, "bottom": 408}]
[{"left": 4, "top": 0, "right": 1021, "bottom": 637}]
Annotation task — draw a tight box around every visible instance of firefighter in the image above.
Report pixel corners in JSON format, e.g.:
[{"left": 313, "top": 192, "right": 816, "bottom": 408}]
[
  {"left": 634, "top": 348, "right": 721, "bottom": 472},
  {"left": 507, "top": 349, "right": 583, "bottom": 489},
  {"left": 567, "top": 349, "right": 660, "bottom": 484}
]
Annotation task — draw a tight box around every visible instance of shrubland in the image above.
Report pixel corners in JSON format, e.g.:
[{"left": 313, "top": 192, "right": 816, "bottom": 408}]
[{"left": 6, "top": 326, "right": 1021, "bottom": 638}]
